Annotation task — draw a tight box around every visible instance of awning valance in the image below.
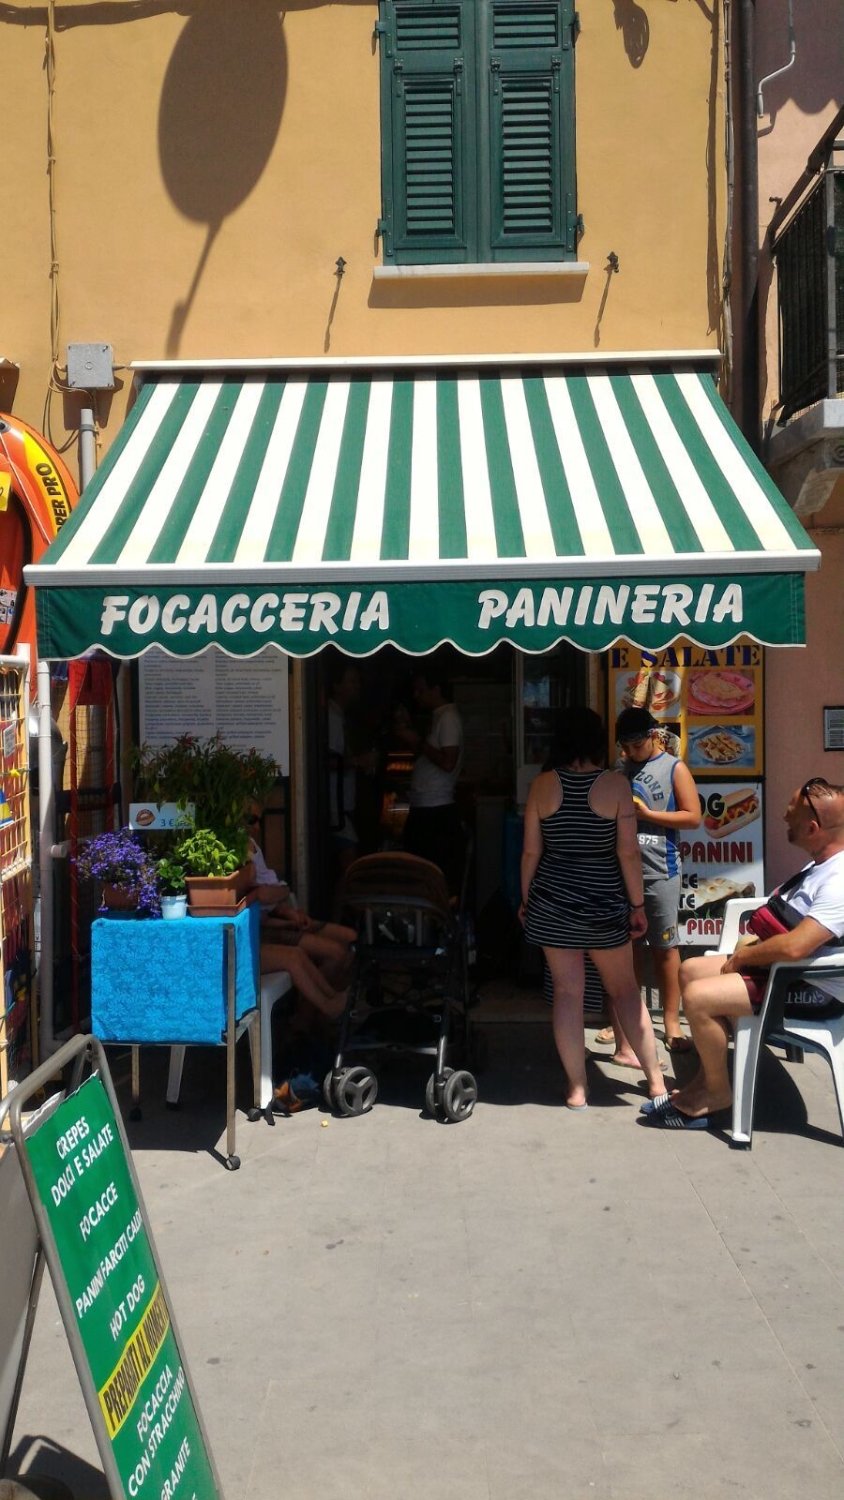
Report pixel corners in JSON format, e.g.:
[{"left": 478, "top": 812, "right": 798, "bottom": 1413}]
[{"left": 26, "top": 359, "right": 819, "bottom": 658}]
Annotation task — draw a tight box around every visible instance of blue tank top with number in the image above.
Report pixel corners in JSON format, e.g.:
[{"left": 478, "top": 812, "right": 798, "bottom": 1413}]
[{"left": 623, "top": 751, "right": 681, "bottom": 881}]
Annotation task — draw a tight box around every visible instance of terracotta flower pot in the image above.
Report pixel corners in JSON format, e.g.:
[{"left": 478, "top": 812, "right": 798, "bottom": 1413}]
[
  {"left": 185, "top": 863, "right": 254, "bottom": 911},
  {"left": 102, "top": 883, "right": 140, "bottom": 916}
]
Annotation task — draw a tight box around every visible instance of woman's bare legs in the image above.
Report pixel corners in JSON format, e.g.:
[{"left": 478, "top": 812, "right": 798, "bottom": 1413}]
[
  {"left": 544, "top": 947, "right": 589, "bottom": 1107},
  {"left": 260, "top": 943, "right": 347, "bottom": 1019},
  {"left": 589, "top": 944, "right": 665, "bottom": 1098}
]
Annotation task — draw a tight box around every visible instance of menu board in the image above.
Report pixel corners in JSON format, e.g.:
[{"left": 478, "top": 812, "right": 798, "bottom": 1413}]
[
  {"left": 139, "top": 646, "right": 289, "bottom": 773},
  {"left": 677, "top": 780, "right": 764, "bottom": 945},
  {"left": 609, "top": 638, "right": 763, "bottom": 777}
]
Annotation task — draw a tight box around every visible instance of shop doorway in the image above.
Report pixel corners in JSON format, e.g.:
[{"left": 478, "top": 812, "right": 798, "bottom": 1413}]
[{"left": 309, "top": 642, "right": 586, "bottom": 917}]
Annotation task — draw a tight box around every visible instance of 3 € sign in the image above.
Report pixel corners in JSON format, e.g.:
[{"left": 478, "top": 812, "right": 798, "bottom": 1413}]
[{"left": 128, "top": 803, "right": 194, "bottom": 833}]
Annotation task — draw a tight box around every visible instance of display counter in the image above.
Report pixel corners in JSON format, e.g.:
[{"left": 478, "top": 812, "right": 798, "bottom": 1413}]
[{"left": 91, "top": 904, "right": 266, "bottom": 1169}]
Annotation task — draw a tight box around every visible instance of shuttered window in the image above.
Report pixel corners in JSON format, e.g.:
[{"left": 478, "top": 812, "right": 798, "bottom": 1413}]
[{"left": 378, "top": 0, "right": 577, "bottom": 265}]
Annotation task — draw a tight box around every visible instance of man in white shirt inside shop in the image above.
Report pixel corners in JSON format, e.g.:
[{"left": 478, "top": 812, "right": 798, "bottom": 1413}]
[{"left": 395, "top": 660, "right": 464, "bottom": 893}]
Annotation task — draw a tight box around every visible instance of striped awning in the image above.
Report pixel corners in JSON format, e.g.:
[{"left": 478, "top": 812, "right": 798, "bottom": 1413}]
[{"left": 27, "top": 359, "right": 819, "bottom": 658}]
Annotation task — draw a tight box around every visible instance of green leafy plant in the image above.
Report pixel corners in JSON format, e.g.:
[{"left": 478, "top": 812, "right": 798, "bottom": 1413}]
[
  {"left": 134, "top": 735, "right": 277, "bottom": 863},
  {"left": 155, "top": 854, "right": 187, "bottom": 896},
  {"left": 175, "top": 828, "right": 242, "bottom": 879}
]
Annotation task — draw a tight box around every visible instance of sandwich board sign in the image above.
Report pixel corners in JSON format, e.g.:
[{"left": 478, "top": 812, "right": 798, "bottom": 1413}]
[{"left": 5, "top": 1035, "right": 222, "bottom": 1500}]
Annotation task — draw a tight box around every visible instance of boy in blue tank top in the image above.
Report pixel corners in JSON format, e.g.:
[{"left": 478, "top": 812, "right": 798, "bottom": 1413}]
[{"left": 596, "top": 707, "right": 701, "bottom": 1059}]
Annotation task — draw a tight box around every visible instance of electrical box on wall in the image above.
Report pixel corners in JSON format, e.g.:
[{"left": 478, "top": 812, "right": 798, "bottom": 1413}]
[{"left": 66, "top": 343, "right": 115, "bottom": 390}]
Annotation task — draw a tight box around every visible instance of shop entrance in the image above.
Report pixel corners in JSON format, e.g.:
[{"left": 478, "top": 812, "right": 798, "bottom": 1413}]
[{"left": 308, "top": 642, "right": 587, "bottom": 918}]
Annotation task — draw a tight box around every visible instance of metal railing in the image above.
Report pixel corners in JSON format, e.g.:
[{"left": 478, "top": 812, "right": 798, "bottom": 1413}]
[{"left": 774, "top": 137, "right": 844, "bottom": 422}]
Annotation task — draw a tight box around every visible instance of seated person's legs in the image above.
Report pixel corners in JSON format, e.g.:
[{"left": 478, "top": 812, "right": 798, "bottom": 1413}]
[
  {"left": 260, "top": 942, "right": 347, "bottom": 1020},
  {"left": 657, "top": 954, "right": 755, "bottom": 1118}
]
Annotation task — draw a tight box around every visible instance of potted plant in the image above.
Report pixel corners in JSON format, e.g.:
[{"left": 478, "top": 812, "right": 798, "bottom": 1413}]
[
  {"left": 175, "top": 827, "right": 254, "bottom": 913},
  {"left": 155, "top": 854, "right": 188, "bottom": 920},
  {"left": 134, "top": 735, "right": 277, "bottom": 865},
  {"left": 76, "top": 829, "right": 160, "bottom": 917}
]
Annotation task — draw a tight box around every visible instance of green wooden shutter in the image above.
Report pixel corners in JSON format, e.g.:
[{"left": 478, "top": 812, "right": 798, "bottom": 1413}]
[
  {"left": 379, "top": 2, "right": 476, "bottom": 263},
  {"left": 485, "top": 1, "right": 577, "bottom": 260}
]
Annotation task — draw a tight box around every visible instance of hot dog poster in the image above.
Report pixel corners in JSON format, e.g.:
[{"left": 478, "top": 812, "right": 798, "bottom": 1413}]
[
  {"left": 609, "top": 639, "right": 764, "bottom": 776},
  {"left": 678, "top": 780, "right": 764, "bottom": 945}
]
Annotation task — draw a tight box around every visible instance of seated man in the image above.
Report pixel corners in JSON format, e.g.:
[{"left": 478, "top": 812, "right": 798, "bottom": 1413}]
[{"left": 643, "top": 778, "right": 844, "bottom": 1129}]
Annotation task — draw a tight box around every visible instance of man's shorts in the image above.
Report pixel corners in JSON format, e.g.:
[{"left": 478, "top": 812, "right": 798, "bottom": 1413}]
[
  {"left": 642, "top": 875, "right": 681, "bottom": 949},
  {"left": 741, "top": 973, "right": 844, "bottom": 1019}
]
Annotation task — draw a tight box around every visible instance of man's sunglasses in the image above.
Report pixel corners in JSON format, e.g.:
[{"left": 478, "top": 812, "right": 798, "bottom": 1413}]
[{"left": 801, "top": 777, "right": 831, "bottom": 824}]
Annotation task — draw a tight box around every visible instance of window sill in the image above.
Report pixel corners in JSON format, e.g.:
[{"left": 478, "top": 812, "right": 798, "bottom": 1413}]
[{"left": 372, "top": 261, "right": 590, "bottom": 281}]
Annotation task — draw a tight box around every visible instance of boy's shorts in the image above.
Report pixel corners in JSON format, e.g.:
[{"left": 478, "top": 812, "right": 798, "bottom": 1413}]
[{"left": 643, "top": 876, "right": 681, "bottom": 949}]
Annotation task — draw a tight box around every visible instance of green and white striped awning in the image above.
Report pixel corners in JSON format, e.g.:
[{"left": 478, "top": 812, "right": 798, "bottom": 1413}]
[{"left": 27, "top": 358, "right": 819, "bottom": 658}]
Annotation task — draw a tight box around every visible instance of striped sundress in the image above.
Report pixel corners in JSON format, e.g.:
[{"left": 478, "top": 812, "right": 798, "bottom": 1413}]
[{"left": 524, "top": 769, "right": 630, "bottom": 950}]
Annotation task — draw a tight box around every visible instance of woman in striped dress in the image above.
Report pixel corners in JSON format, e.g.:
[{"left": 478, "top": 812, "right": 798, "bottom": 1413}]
[{"left": 520, "top": 708, "right": 665, "bottom": 1110}]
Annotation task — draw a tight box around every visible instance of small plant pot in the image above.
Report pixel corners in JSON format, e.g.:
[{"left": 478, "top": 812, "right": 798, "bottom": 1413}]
[
  {"left": 160, "top": 894, "right": 188, "bottom": 921},
  {"left": 185, "top": 866, "right": 252, "bottom": 910},
  {"left": 102, "top": 884, "right": 140, "bottom": 917}
]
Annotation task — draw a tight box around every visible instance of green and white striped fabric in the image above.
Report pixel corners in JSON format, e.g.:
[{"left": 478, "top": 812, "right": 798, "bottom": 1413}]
[{"left": 28, "top": 363, "right": 818, "bottom": 659}]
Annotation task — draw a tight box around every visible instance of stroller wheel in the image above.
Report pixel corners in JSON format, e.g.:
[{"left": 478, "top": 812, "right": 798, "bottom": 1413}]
[
  {"left": 442, "top": 1069, "right": 478, "bottom": 1123},
  {"left": 335, "top": 1065, "right": 378, "bottom": 1117},
  {"left": 323, "top": 1068, "right": 344, "bottom": 1110},
  {"left": 424, "top": 1067, "right": 453, "bottom": 1119}
]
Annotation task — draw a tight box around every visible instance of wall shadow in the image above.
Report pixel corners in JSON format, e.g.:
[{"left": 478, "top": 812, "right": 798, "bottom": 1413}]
[
  {"left": 612, "top": 0, "right": 650, "bottom": 68},
  {"left": 157, "top": 0, "right": 288, "bottom": 353}
]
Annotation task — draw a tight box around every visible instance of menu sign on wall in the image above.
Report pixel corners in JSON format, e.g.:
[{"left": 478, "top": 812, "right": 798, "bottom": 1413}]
[
  {"left": 139, "top": 646, "right": 289, "bottom": 773},
  {"left": 609, "top": 639, "right": 764, "bottom": 777},
  {"left": 678, "top": 780, "right": 764, "bottom": 944},
  {"left": 22, "top": 1075, "right": 219, "bottom": 1500}
]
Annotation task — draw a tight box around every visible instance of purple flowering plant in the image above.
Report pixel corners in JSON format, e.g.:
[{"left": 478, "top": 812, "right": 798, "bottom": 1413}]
[{"left": 75, "top": 829, "right": 161, "bottom": 916}]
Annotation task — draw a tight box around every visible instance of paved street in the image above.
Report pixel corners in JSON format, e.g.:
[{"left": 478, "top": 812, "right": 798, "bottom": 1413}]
[{"left": 8, "top": 1002, "right": 844, "bottom": 1500}]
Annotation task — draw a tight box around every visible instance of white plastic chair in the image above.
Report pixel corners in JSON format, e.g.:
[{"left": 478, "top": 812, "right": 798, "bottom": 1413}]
[
  {"left": 713, "top": 899, "right": 844, "bottom": 1147},
  {"left": 166, "top": 969, "right": 292, "bottom": 1115}
]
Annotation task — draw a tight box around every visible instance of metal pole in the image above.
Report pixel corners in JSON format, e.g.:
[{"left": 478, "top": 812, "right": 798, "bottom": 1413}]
[
  {"left": 79, "top": 407, "right": 97, "bottom": 489},
  {"left": 36, "top": 659, "right": 57, "bottom": 1059}
]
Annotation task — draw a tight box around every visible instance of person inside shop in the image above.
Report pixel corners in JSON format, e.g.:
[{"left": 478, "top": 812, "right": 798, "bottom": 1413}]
[
  {"left": 593, "top": 707, "right": 701, "bottom": 1064},
  {"left": 246, "top": 809, "right": 356, "bottom": 1019},
  {"left": 327, "top": 660, "right": 377, "bottom": 884},
  {"left": 394, "top": 657, "right": 465, "bottom": 893},
  {"left": 642, "top": 776, "right": 844, "bottom": 1129},
  {"left": 519, "top": 706, "right": 666, "bottom": 1109}
]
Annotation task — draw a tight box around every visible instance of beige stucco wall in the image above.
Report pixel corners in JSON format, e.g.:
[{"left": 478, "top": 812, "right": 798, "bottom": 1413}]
[
  {"left": 4, "top": 0, "right": 724, "bottom": 458},
  {"left": 754, "top": 0, "right": 843, "bottom": 881}
]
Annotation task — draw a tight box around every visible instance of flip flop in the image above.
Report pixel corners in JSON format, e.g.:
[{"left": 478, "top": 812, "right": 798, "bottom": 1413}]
[
  {"left": 565, "top": 1100, "right": 589, "bottom": 1111},
  {"left": 641, "top": 1105, "right": 724, "bottom": 1130},
  {"left": 639, "top": 1092, "right": 673, "bottom": 1116},
  {"left": 663, "top": 1035, "right": 695, "bottom": 1054},
  {"left": 593, "top": 1027, "right": 615, "bottom": 1045}
]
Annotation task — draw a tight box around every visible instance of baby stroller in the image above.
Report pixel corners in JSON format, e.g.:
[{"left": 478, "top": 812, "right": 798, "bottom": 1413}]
[{"left": 324, "top": 851, "right": 479, "bottom": 1122}]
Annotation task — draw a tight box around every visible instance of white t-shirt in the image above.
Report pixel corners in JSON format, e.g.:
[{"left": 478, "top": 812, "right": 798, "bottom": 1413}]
[
  {"left": 783, "top": 851, "right": 844, "bottom": 1000},
  {"left": 328, "top": 697, "right": 356, "bottom": 824},
  {"left": 409, "top": 702, "right": 463, "bottom": 809}
]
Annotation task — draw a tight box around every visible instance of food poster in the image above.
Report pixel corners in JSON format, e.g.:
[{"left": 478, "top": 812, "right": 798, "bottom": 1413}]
[
  {"left": 609, "top": 639, "right": 763, "bottom": 776},
  {"left": 678, "top": 780, "right": 764, "bottom": 945}
]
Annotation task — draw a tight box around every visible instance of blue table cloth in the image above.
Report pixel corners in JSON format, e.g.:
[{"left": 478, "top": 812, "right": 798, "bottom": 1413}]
[{"left": 91, "top": 903, "right": 261, "bottom": 1045}]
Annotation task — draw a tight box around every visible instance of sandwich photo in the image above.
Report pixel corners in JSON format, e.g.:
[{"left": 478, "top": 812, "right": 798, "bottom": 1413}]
[
  {"left": 694, "top": 876, "right": 757, "bottom": 918},
  {"left": 703, "top": 787, "right": 761, "bottom": 836},
  {"left": 133, "top": 806, "right": 156, "bottom": 827}
]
